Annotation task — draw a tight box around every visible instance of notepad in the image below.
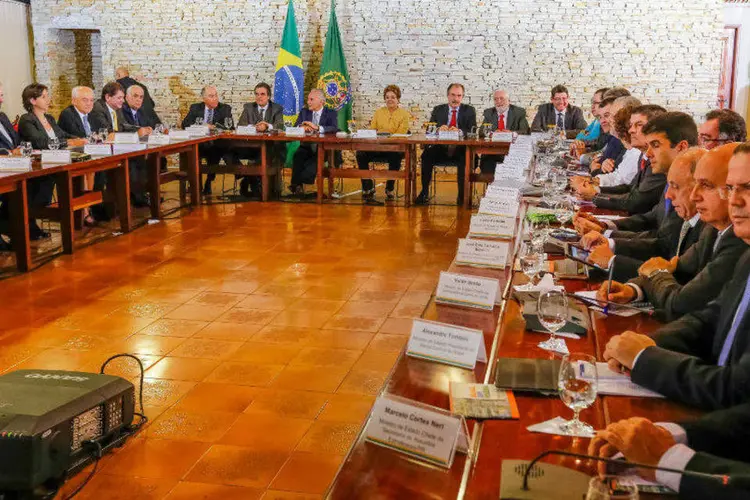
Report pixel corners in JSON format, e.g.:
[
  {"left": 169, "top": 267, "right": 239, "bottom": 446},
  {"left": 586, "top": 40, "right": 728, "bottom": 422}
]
[
  {"left": 595, "top": 362, "right": 664, "bottom": 398},
  {"left": 448, "top": 382, "right": 519, "bottom": 420}
]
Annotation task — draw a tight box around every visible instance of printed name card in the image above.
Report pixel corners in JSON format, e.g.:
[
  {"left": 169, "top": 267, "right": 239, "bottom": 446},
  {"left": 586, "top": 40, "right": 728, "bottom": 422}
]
[
  {"left": 113, "top": 143, "right": 147, "bottom": 154},
  {"left": 438, "top": 130, "right": 460, "bottom": 141},
  {"left": 468, "top": 213, "right": 515, "bottom": 239},
  {"left": 147, "top": 134, "right": 170, "bottom": 145},
  {"left": 354, "top": 129, "right": 377, "bottom": 139},
  {"left": 0, "top": 157, "right": 32, "bottom": 172},
  {"left": 169, "top": 130, "right": 191, "bottom": 141},
  {"left": 186, "top": 125, "right": 210, "bottom": 137},
  {"left": 478, "top": 196, "right": 519, "bottom": 217},
  {"left": 455, "top": 238, "right": 510, "bottom": 269},
  {"left": 235, "top": 125, "right": 257, "bottom": 135},
  {"left": 495, "top": 161, "right": 527, "bottom": 181},
  {"left": 407, "top": 319, "right": 487, "bottom": 369},
  {"left": 41, "top": 150, "right": 72, "bottom": 164},
  {"left": 84, "top": 144, "right": 113, "bottom": 156},
  {"left": 492, "top": 131, "right": 513, "bottom": 142},
  {"left": 485, "top": 184, "right": 520, "bottom": 201},
  {"left": 435, "top": 271, "right": 499, "bottom": 311},
  {"left": 365, "top": 396, "right": 463, "bottom": 468},
  {"left": 285, "top": 127, "right": 305, "bottom": 137},
  {"left": 113, "top": 132, "right": 139, "bottom": 144}
]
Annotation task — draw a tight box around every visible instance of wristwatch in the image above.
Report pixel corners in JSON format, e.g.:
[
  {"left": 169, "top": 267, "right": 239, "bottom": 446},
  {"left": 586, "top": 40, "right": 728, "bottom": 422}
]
[{"left": 646, "top": 268, "right": 670, "bottom": 279}]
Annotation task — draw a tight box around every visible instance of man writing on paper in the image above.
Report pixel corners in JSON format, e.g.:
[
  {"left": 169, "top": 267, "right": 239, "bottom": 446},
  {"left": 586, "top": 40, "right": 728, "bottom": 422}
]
[
  {"left": 596, "top": 144, "right": 747, "bottom": 321},
  {"left": 415, "top": 83, "right": 477, "bottom": 206},
  {"left": 589, "top": 412, "right": 750, "bottom": 499},
  {"left": 235, "top": 82, "right": 285, "bottom": 198},
  {"left": 602, "top": 142, "right": 750, "bottom": 410},
  {"left": 288, "top": 88, "right": 339, "bottom": 197},
  {"left": 478, "top": 89, "right": 530, "bottom": 175}
]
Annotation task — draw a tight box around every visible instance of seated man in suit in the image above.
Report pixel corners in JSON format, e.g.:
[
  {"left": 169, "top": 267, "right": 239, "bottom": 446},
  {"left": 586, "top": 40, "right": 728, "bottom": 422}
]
[
  {"left": 289, "top": 88, "right": 338, "bottom": 197},
  {"left": 574, "top": 88, "right": 608, "bottom": 145},
  {"left": 0, "top": 81, "right": 21, "bottom": 250},
  {"left": 115, "top": 66, "right": 157, "bottom": 124},
  {"left": 121, "top": 84, "right": 158, "bottom": 207},
  {"left": 181, "top": 85, "right": 234, "bottom": 195},
  {"left": 597, "top": 144, "right": 747, "bottom": 320},
  {"left": 415, "top": 83, "right": 477, "bottom": 206},
  {"left": 699, "top": 108, "right": 746, "bottom": 150},
  {"left": 590, "top": 411, "right": 750, "bottom": 499},
  {"left": 478, "top": 89, "right": 530, "bottom": 174},
  {"left": 530, "top": 84, "right": 587, "bottom": 136},
  {"left": 602, "top": 142, "right": 750, "bottom": 410},
  {"left": 236, "top": 82, "right": 285, "bottom": 198}
]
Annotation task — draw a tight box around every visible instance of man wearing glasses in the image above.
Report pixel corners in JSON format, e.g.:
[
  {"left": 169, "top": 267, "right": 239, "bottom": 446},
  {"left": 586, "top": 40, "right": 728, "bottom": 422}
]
[{"left": 698, "top": 109, "right": 746, "bottom": 150}]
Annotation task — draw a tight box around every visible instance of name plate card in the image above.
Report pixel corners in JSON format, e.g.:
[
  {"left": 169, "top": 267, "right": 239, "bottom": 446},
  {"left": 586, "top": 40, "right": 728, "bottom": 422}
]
[
  {"left": 468, "top": 213, "right": 515, "bottom": 239},
  {"left": 492, "top": 131, "right": 513, "bottom": 142},
  {"left": 113, "top": 132, "right": 139, "bottom": 144},
  {"left": 365, "top": 396, "right": 463, "bottom": 468},
  {"left": 478, "top": 196, "right": 519, "bottom": 217},
  {"left": 485, "top": 184, "right": 520, "bottom": 201},
  {"left": 147, "top": 134, "right": 170, "bottom": 145},
  {"left": 407, "top": 319, "right": 487, "bottom": 369},
  {"left": 435, "top": 271, "right": 499, "bottom": 310},
  {"left": 41, "top": 150, "right": 72, "bottom": 164},
  {"left": 169, "top": 130, "right": 191, "bottom": 141},
  {"left": 113, "top": 143, "right": 147, "bottom": 154},
  {"left": 354, "top": 129, "right": 377, "bottom": 139},
  {"left": 0, "top": 157, "right": 32, "bottom": 172},
  {"left": 438, "top": 130, "right": 460, "bottom": 141},
  {"left": 84, "top": 144, "right": 113, "bottom": 156},
  {"left": 455, "top": 238, "right": 509, "bottom": 269},
  {"left": 285, "top": 127, "right": 305, "bottom": 137},
  {"left": 186, "top": 125, "right": 210, "bottom": 137},
  {"left": 235, "top": 125, "right": 257, "bottom": 135},
  {"left": 495, "top": 161, "right": 527, "bottom": 181}
]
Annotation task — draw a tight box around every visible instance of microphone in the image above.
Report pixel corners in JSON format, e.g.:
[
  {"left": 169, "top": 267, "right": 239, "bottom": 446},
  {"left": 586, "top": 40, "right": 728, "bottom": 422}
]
[{"left": 520, "top": 449, "right": 731, "bottom": 491}]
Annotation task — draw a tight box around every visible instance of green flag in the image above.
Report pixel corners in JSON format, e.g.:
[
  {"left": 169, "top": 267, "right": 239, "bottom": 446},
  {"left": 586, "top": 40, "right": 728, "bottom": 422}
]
[{"left": 317, "top": 0, "right": 352, "bottom": 132}]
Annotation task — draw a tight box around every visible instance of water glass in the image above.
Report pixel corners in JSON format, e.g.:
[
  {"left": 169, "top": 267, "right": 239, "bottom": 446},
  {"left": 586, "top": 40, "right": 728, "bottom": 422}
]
[
  {"left": 20, "top": 142, "right": 32, "bottom": 157},
  {"left": 224, "top": 117, "right": 234, "bottom": 130},
  {"left": 48, "top": 137, "right": 60, "bottom": 150},
  {"left": 537, "top": 289, "right": 568, "bottom": 352},
  {"left": 558, "top": 353, "right": 598, "bottom": 435},
  {"left": 586, "top": 476, "right": 638, "bottom": 500},
  {"left": 347, "top": 120, "right": 357, "bottom": 135}
]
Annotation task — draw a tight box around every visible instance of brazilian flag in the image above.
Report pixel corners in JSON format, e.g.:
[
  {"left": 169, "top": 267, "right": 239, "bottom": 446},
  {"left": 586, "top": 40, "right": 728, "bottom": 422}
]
[
  {"left": 318, "top": 0, "right": 352, "bottom": 132},
  {"left": 274, "top": 0, "right": 304, "bottom": 165}
]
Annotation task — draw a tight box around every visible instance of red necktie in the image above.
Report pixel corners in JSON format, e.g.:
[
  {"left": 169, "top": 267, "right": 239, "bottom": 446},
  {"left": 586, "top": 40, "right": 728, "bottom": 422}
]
[
  {"left": 639, "top": 156, "right": 646, "bottom": 171},
  {"left": 497, "top": 113, "right": 505, "bottom": 131},
  {"left": 449, "top": 108, "right": 457, "bottom": 128}
]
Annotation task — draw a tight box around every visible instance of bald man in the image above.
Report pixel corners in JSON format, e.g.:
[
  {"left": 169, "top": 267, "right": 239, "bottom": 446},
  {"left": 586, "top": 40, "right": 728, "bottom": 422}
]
[{"left": 479, "top": 90, "right": 530, "bottom": 173}]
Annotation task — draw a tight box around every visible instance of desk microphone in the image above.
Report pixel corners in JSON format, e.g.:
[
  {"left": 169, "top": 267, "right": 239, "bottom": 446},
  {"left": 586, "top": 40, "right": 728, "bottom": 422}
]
[{"left": 520, "top": 449, "right": 731, "bottom": 492}]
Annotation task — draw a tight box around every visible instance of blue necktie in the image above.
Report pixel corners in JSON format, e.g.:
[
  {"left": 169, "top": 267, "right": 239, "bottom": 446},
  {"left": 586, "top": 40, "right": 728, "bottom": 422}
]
[
  {"left": 207, "top": 108, "right": 214, "bottom": 124},
  {"left": 82, "top": 114, "right": 91, "bottom": 136},
  {"left": 663, "top": 185, "right": 672, "bottom": 213},
  {"left": 718, "top": 274, "right": 750, "bottom": 366},
  {"left": 132, "top": 110, "right": 140, "bottom": 126},
  {"left": 556, "top": 112, "right": 564, "bottom": 129}
]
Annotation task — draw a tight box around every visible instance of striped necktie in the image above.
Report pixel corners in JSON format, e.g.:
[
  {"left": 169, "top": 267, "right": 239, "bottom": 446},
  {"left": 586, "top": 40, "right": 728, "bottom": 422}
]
[{"left": 675, "top": 220, "right": 691, "bottom": 256}]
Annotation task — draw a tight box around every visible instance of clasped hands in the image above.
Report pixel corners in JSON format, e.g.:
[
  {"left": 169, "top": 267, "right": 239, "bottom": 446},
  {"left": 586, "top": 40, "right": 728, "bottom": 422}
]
[{"left": 300, "top": 121, "right": 320, "bottom": 133}]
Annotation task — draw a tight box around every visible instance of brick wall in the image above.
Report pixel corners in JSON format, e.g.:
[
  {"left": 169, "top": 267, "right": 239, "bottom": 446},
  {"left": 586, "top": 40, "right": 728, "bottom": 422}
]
[{"left": 28, "top": 0, "right": 724, "bottom": 128}]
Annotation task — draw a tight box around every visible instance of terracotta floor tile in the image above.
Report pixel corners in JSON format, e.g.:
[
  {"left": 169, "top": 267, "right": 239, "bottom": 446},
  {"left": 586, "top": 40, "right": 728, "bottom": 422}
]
[
  {"left": 165, "top": 304, "right": 234, "bottom": 322},
  {"left": 235, "top": 295, "right": 292, "bottom": 311},
  {"left": 164, "top": 482, "right": 264, "bottom": 500},
  {"left": 349, "top": 288, "right": 404, "bottom": 303},
  {"left": 138, "top": 319, "right": 209, "bottom": 338},
  {"left": 251, "top": 325, "right": 316, "bottom": 345},
  {"left": 244, "top": 389, "right": 329, "bottom": 419},
  {"left": 268, "top": 451, "right": 343, "bottom": 494},
  {"left": 114, "top": 301, "right": 180, "bottom": 319},
  {"left": 144, "top": 288, "right": 202, "bottom": 304},
  {"left": 353, "top": 350, "right": 400, "bottom": 372},
  {"left": 318, "top": 394, "right": 376, "bottom": 423},
  {"left": 86, "top": 353, "right": 162, "bottom": 379},
  {"left": 176, "top": 383, "right": 258, "bottom": 413},
  {"left": 141, "top": 378, "right": 197, "bottom": 407},
  {"left": 378, "top": 317, "right": 413, "bottom": 335},
  {"left": 271, "top": 365, "right": 349, "bottom": 393},
  {"left": 336, "top": 369, "right": 389, "bottom": 396},
  {"left": 289, "top": 347, "right": 362, "bottom": 370},
  {"left": 255, "top": 283, "right": 309, "bottom": 298},
  {"left": 261, "top": 491, "right": 322, "bottom": 500},
  {"left": 63, "top": 474, "right": 178, "bottom": 500},
  {"left": 189, "top": 291, "right": 246, "bottom": 308},
  {"left": 301, "top": 285, "right": 358, "bottom": 300},
  {"left": 146, "top": 356, "right": 221, "bottom": 381},
  {"left": 192, "top": 322, "right": 263, "bottom": 341},
  {"left": 230, "top": 342, "right": 302, "bottom": 365},
  {"left": 205, "top": 362, "right": 284, "bottom": 387},
  {"left": 323, "top": 315, "right": 386, "bottom": 333},
  {"left": 389, "top": 301, "right": 427, "bottom": 318},
  {"left": 399, "top": 290, "right": 433, "bottom": 305},
  {"left": 168, "top": 338, "right": 244, "bottom": 360},
  {"left": 286, "top": 298, "right": 345, "bottom": 313},
  {"left": 117, "top": 334, "right": 187, "bottom": 356},
  {"left": 219, "top": 412, "right": 312, "bottom": 451},
  {"left": 206, "top": 279, "right": 264, "bottom": 295},
  {"left": 215, "top": 308, "right": 280, "bottom": 325},
  {"left": 367, "top": 333, "right": 408, "bottom": 352},
  {"left": 147, "top": 408, "right": 240, "bottom": 442},
  {"left": 102, "top": 438, "right": 210, "bottom": 478},
  {"left": 184, "top": 445, "right": 288, "bottom": 488},
  {"left": 305, "top": 330, "right": 374, "bottom": 350},
  {"left": 336, "top": 301, "right": 395, "bottom": 318},
  {"left": 357, "top": 278, "right": 414, "bottom": 292},
  {"left": 270, "top": 309, "right": 335, "bottom": 329},
  {"left": 296, "top": 420, "right": 360, "bottom": 454}
]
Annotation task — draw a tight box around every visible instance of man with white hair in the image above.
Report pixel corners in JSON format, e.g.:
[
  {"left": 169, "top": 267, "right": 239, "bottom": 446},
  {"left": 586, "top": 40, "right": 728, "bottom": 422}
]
[
  {"left": 122, "top": 84, "right": 160, "bottom": 131},
  {"left": 288, "top": 88, "right": 339, "bottom": 197},
  {"left": 479, "top": 89, "right": 530, "bottom": 173},
  {"left": 58, "top": 86, "right": 96, "bottom": 138},
  {"left": 115, "top": 66, "right": 156, "bottom": 116}
]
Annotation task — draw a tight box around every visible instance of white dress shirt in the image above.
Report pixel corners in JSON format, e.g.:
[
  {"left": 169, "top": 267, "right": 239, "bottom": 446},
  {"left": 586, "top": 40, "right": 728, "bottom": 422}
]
[
  {"left": 597, "top": 148, "right": 641, "bottom": 188},
  {"left": 655, "top": 423, "right": 695, "bottom": 492}
]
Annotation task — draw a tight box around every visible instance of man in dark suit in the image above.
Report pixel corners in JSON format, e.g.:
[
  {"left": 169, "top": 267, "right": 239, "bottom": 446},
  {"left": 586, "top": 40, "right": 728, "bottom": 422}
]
[
  {"left": 0, "top": 82, "right": 21, "bottom": 250},
  {"left": 115, "top": 67, "right": 157, "bottom": 122},
  {"left": 236, "top": 82, "right": 285, "bottom": 198},
  {"left": 590, "top": 411, "right": 750, "bottom": 499},
  {"left": 598, "top": 144, "right": 747, "bottom": 320},
  {"left": 89, "top": 81, "right": 141, "bottom": 134},
  {"left": 415, "top": 83, "right": 477, "bottom": 205},
  {"left": 478, "top": 89, "right": 530, "bottom": 173},
  {"left": 122, "top": 84, "right": 161, "bottom": 130},
  {"left": 181, "top": 85, "right": 234, "bottom": 195},
  {"left": 602, "top": 141, "right": 750, "bottom": 411},
  {"left": 530, "top": 84, "right": 587, "bottom": 135},
  {"left": 58, "top": 86, "right": 95, "bottom": 138},
  {"left": 289, "top": 88, "right": 338, "bottom": 196}
]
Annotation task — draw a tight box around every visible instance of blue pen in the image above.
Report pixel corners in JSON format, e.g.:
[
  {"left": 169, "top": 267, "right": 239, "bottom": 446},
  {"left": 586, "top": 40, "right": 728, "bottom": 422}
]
[
  {"left": 602, "top": 256, "right": 615, "bottom": 315},
  {"left": 579, "top": 362, "right": 585, "bottom": 377}
]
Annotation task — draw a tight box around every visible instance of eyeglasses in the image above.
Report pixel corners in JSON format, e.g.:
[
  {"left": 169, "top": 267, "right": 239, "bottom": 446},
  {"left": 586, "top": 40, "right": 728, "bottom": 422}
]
[
  {"left": 699, "top": 134, "right": 732, "bottom": 144},
  {"left": 723, "top": 182, "right": 750, "bottom": 199},
  {"left": 695, "top": 180, "right": 730, "bottom": 200}
]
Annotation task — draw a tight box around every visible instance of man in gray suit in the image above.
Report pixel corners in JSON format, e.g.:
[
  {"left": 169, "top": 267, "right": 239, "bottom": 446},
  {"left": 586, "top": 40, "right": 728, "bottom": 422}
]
[
  {"left": 530, "top": 84, "right": 587, "bottom": 136},
  {"left": 235, "top": 82, "right": 285, "bottom": 198},
  {"left": 479, "top": 89, "right": 530, "bottom": 173}
]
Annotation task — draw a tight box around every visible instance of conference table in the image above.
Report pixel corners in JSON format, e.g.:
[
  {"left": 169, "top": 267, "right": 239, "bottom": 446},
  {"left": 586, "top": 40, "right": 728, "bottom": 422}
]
[
  {"left": 0, "top": 132, "right": 511, "bottom": 272},
  {"left": 325, "top": 198, "right": 704, "bottom": 499}
]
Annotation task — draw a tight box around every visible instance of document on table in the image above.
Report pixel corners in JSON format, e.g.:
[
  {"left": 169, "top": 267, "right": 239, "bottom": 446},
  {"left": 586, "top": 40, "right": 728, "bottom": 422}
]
[{"left": 596, "top": 363, "right": 664, "bottom": 398}]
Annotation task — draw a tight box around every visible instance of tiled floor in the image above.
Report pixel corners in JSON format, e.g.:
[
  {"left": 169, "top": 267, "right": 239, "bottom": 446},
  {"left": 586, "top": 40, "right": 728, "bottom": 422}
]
[{"left": 0, "top": 198, "right": 468, "bottom": 499}]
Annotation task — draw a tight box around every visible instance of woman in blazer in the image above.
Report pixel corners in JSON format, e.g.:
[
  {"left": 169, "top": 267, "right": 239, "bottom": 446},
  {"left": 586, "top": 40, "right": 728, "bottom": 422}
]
[{"left": 18, "top": 83, "right": 86, "bottom": 150}]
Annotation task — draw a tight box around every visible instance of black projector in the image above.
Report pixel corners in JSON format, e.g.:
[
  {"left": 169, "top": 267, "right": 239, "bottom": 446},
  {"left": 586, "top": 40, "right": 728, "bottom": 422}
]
[{"left": 0, "top": 369, "right": 135, "bottom": 493}]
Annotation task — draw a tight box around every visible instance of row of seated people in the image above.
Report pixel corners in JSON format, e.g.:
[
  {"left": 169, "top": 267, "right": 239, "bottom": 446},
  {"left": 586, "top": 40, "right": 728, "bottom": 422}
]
[{"left": 540, "top": 88, "right": 750, "bottom": 495}]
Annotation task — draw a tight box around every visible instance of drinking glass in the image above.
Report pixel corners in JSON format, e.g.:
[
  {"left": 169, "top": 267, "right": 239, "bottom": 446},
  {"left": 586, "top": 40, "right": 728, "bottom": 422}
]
[
  {"left": 98, "top": 128, "right": 109, "bottom": 143},
  {"left": 537, "top": 289, "right": 568, "bottom": 352},
  {"left": 519, "top": 243, "right": 543, "bottom": 284},
  {"left": 194, "top": 117, "right": 204, "bottom": 126},
  {"left": 20, "top": 142, "right": 32, "bottom": 157},
  {"left": 347, "top": 120, "right": 357, "bottom": 135},
  {"left": 558, "top": 353, "right": 598, "bottom": 435},
  {"left": 529, "top": 219, "right": 550, "bottom": 250},
  {"left": 585, "top": 476, "right": 638, "bottom": 500},
  {"left": 154, "top": 124, "right": 165, "bottom": 135},
  {"left": 426, "top": 123, "right": 437, "bottom": 138},
  {"left": 47, "top": 137, "right": 60, "bottom": 150},
  {"left": 224, "top": 117, "right": 234, "bottom": 130}
]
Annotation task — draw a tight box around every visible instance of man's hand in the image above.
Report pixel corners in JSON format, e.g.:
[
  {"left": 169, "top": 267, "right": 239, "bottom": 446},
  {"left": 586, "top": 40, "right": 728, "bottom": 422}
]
[
  {"left": 570, "top": 176, "right": 588, "bottom": 190},
  {"left": 573, "top": 212, "right": 606, "bottom": 234},
  {"left": 603, "top": 331, "right": 656, "bottom": 370},
  {"left": 596, "top": 281, "right": 636, "bottom": 304},
  {"left": 588, "top": 243, "right": 614, "bottom": 269},
  {"left": 256, "top": 121, "right": 269, "bottom": 132},
  {"left": 589, "top": 418, "right": 676, "bottom": 481},
  {"left": 638, "top": 256, "right": 678, "bottom": 278},
  {"left": 590, "top": 159, "right": 602, "bottom": 172},
  {"left": 570, "top": 140, "right": 585, "bottom": 158},
  {"left": 67, "top": 138, "right": 88, "bottom": 147},
  {"left": 601, "top": 158, "right": 615, "bottom": 173},
  {"left": 438, "top": 125, "right": 450, "bottom": 132},
  {"left": 301, "top": 121, "right": 319, "bottom": 133},
  {"left": 137, "top": 127, "right": 152, "bottom": 137},
  {"left": 576, "top": 183, "right": 597, "bottom": 200},
  {"left": 580, "top": 230, "right": 606, "bottom": 250}
]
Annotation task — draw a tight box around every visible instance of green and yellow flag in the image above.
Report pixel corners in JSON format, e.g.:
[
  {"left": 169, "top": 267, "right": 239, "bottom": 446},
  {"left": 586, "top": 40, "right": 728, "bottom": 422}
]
[
  {"left": 274, "top": 0, "right": 305, "bottom": 127},
  {"left": 317, "top": 0, "right": 352, "bottom": 132}
]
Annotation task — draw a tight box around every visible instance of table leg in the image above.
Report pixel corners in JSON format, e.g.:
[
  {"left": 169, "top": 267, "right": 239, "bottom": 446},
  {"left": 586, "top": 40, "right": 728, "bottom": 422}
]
[
  {"left": 404, "top": 145, "right": 411, "bottom": 207},
  {"left": 73, "top": 175, "right": 84, "bottom": 230},
  {"left": 56, "top": 171, "right": 74, "bottom": 254},
  {"left": 147, "top": 153, "right": 161, "bottom": 219},
  {"left": 411, "top": 145, "right": 418, "bottom": 201},
  {"left": 187, "top": 146, "right": 200, "bottom": 206},
  {"left": 113, "top": 160, "right": 132, "bottom": 232},
  {"left": 261, "top": 142, "right": 268, "bottom": 202},
  {"left": 327, "top": 150, "right": 334, "bottom": 199},
  {"left": 9, "top": 181, "right": 31, "bottom": 272},
  {"left": 464, "top": 146, "right": 472, "bottom": 210},
  {"left": 316, "top": 145, "right": 324, "bottom": 204}
]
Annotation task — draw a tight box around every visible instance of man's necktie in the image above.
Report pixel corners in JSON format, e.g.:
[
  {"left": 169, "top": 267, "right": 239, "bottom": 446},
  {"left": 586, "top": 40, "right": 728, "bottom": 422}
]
[
  {"left": 207, "top": 108, "right": 214, "bottom": 124},
  {"left": 449, "top": 109, "right": 457, "bottom": 128},
  {"left": 556, "top": 112, "right": 564, "bottom": 129},
  {"left": 132, "top": 110, "right": 140, "bottom": 126},
  {"left": 675, "top": 220, "right": 691, "bottom": 256},
  {"left": 663, "top": 185, "right": 672, "bottom": 213},
  {"left": 718, "top": 273, "right": 750, "bottom": 366},
  {"left": 82, "top": 115, "right": 91, "bottom": 136},
  {"left": 639, "top": 156, "right": 646, "bottom": 171},
  {"left": 497, "top": 113, "right": 505, "bottom": 131},
  {"left": 112, "top": 111, "right": 118, "bottom": 131},
  {"left": 0, "top": 122, "right": 13, "bottom": 149},
  {"left": 313, "top": 111, "right": 320, "bottom": 126}
]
